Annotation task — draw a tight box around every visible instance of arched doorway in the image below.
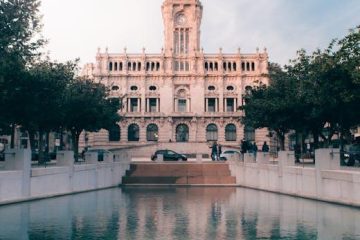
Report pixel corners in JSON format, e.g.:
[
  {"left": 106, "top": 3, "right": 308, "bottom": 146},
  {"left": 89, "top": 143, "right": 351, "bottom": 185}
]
[{"left": 176, "top": 124, "right": 189, "bottom": 142}]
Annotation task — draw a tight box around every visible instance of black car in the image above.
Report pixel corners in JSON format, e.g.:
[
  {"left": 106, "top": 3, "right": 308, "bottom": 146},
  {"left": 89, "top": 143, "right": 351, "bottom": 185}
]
[
  {"left": 343, "top": 144, "right": 360, "bottom": 166},
  {"left": 151, "top": 150, "right": 187, "bottom": 161}
]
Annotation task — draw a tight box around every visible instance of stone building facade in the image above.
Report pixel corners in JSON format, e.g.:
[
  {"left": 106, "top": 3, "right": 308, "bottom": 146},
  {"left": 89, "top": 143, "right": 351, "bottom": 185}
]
[{"left": 81, "top": 0, "right": 270, "bottom": 152}]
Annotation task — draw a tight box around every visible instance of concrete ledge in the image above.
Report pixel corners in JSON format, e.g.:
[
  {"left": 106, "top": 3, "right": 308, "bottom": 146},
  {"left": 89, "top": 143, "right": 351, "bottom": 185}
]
[{"left": 31, "top": 167, "right": 69, "bottom": 177}]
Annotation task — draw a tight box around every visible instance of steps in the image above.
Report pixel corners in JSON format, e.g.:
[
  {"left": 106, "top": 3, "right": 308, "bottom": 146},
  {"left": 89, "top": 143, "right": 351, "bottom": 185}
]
[{"left": 122, "top": 162, "right": 236, "bottom": 185}]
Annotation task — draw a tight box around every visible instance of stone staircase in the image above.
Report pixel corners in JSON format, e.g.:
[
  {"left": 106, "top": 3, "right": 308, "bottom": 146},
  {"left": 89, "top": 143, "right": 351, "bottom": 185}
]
[{"left": 122, "top": 162, "right": 236, "bottom": 185}]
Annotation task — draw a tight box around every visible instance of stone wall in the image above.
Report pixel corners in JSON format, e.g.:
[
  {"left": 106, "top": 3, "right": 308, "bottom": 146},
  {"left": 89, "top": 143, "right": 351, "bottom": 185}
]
[
  {"left": 0, "top": 149, "right": 131, "bottom": 205},
  {"left": 229, "top": 149, "right": 360, "bottom": 207}
]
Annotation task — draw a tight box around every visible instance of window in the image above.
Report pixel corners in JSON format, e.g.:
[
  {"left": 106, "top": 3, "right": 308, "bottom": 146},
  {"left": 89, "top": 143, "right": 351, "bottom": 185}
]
[
  {"left": 207, "top": 98, "right": 216, "bottom": 112},
  {"left": 109, "top": 62, "right": 113, "bottom": 71},
  {"left": 130, "top": 86, "right": 138, "bottom": 91},
  {"left": 251, "top": 62, "right": 255, "bottom": 71},
  {"left": 149, "top": 86, "right": 157, "bottom": 91},
  {"left": 225, "top": 124, "right": 237, "bottom": 141},
  {"left": 149, "top": 98, "right": 157, "bottom": 112},
  {"left": 108, "top": 124, "right": 120, "bottom": 142},
  {"left": 208, "top": 86, "right": 215, "bottom": 91},
  {"left": 206, "top": 124, "right": 218, "bottom": 141},
  {"left": 112, "top": 86, "right": 119, "bottom": 91},
  {"left": 242, "top": 62, "right": 246, "bottom": 71},
  {"left": 178, "top": 99, "right": 187, "bottom": 112},
  {"left": 174, "top": 28, "right": 189, "bottom": 54},
  {"left": 227, "top": 86, "right": 234, "bottom": 91},
  {"left": 130, "top": 98, "right": 138, "bottom": 112},
  {"left": 245, "top": 126, "right": 255, "bottom": 142},
  {"left": 147, "top": 124, "right": 159, "bottom": 142},
  {"left": 176, "top": 124, "right": 189, "bottom": 142},
  {"left": 128, "top": 124, "right": 140, "bottom": 142},
  {"left": 226, "top": 98, "right": 235, "bottom": 112},
  {"left": 114, "top": 62, "right": 118, "bottom": 71},
  {"left": 233, "top": 62, "right": 237, "bottom": 71}
]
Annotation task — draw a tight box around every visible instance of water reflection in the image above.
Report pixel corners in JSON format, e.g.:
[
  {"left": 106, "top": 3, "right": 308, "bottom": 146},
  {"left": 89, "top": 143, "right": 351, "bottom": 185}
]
[{"left": 0, "top": 187, "right": 359, "bottom": 239}]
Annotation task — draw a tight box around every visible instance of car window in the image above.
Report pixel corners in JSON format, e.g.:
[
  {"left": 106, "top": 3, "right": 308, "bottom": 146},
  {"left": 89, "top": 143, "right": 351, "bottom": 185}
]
[{"left": 168, "top": 151, "right": 176, "bottom": 155}]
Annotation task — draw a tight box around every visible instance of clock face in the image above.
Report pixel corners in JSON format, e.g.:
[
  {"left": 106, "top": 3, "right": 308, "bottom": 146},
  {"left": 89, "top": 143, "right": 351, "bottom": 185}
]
[{"left": 176, "top": 14, "right": 186, "bottom": 25}]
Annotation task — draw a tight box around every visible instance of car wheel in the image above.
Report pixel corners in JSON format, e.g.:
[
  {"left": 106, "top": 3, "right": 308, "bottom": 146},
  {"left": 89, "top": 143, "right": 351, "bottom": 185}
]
[{"left": 343, "top": 156, "right": 355, "bottom": 166}]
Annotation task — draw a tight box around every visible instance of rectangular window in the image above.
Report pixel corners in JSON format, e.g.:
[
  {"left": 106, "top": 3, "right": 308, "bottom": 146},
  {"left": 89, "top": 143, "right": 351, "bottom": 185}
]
[
  {"left": 226, "top": 98, "right": 234, "bottom": 112},
  {"left": 180, "top": 30, "right": 184, "bottom": 53},
  {"left": 208, "top": 98, "right": 216, "bottom": 112},
  {"left": 178, "top": 99, "right": 187, "bottom": 112},
  {"left": 185, "top": 30, "right": 189, "bottom": 53},
  {"left": 174, "top": 31, "right": 179, "bottom": 54},
  {"left": 149, "top": 98, "right": 157, "bottom": 112},
  {"left": 130, "top": 98, "right": 138, "bottom": 112}
]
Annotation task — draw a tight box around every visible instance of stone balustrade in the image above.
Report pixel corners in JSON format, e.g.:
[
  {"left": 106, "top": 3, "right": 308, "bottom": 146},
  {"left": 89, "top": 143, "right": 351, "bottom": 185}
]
[{"left": 0, "top": 149, "right": 131, "bottom": 205}]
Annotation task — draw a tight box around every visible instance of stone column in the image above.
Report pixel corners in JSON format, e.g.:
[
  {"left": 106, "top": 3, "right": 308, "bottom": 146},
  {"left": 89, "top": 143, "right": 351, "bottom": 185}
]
[
  {"left": 85, "top": 152, "right": 98, "bottom": 164},
  {"left": 4, "top": 149, "right": 31, "bottom": 197},
  {"left": 315, "top": 148, "right": 340, "bottom": 199},
  {"left": 278, "top": 151, "right": 295, "bottom": 177}
]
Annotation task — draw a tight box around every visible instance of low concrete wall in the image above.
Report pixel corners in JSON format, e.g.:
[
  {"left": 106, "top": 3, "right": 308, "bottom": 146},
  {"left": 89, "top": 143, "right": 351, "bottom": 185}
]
[
  {"left": 229, "top": 148, "right": 360, "bottom": 206},
  {"left": 0, "top": 150, "right": 130, "bottom": 205}
]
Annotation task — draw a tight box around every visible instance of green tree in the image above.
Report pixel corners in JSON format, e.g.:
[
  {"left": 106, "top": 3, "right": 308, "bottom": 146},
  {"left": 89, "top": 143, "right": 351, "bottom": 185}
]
[
  {"left": 62, "top": 78, "right": 121, "bottom": 161},
  {"left": 0, "top": 0, "right": 45, "bottom": 147}
]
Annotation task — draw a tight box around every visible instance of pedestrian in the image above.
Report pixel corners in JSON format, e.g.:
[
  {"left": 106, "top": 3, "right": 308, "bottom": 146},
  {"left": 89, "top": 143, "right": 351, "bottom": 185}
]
[
  {"left": 241, "top": 140, "right": 248, "bottom": 161},
  {"left": 253, "top": 142, "right": 258, "bottom": 160},
  {"left": 218, "top": 144, "right": 222, "bottom": 161},
  {"left": 262, "top": 141, "right": 269, "bottom": 152},
  {"left": 211, "top": 141, "right": 218, "bottom": 161},
  {"left": 294, "top": 144, "right": 301, "bottom": 163}
]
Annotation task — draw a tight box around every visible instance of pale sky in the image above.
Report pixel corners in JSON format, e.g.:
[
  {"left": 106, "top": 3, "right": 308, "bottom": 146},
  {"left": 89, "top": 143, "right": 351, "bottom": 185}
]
[{"left": 39, "top": 0, "right": 360, "bottom": 66}]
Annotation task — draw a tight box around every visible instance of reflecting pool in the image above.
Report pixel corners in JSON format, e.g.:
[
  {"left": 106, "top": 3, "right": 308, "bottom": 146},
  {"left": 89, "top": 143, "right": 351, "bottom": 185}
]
[{"left": 0, "top": 187, "right": 360, "bottom": 240}]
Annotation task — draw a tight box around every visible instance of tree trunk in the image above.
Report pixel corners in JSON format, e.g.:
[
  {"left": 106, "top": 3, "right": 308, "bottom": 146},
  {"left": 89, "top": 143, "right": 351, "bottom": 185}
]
[
  {"left": 71, "top": 130, "right": 81, "bottom": 162},
  {"left": 38, "top": 129, "right": 44, "bottom": 164},
  {"left": 10, "top": 124, "right": 15, "bottom": 149},
  {"left": 276, "top": 131, "right": 285, "bottom": 151},
  {"left": 28, "top": 130, "right": 36, "bottom": 152}
]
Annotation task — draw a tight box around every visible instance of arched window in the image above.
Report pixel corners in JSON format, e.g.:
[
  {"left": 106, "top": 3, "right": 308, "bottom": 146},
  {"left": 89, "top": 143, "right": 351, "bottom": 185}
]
[
  {"left": 132, "top": 62, "right": 136, "bottom": 71},
  {"left": 215, "top": 62, "right": 218, "bottom": 71},
  {"left": 108, "top": 124, "right": 120, "bottom": 142},
  {"left": 244, "top": 125, "right": 255, "bottom": 142},
  {"left": 151, "top": 62, "right": 155, "bottom": 71},
  {"left": 206, "top": 124, "right": 218, "bottom": 141},
  {"left": 119, "top": 62, "right": 123, "bottom": 71},
  {"left": 209, "top": 62, "right": 213, "bottom": 71},
  {"left": 138, "top": 62, "right": 141, "bottom": 71},
  {"left": 251, "top": 62, "right": 255, "bottom": 71},
  {"left": 128, "top": 62, "right": 131, "bottom": 71},
  {"left": 109, "top": 62, "right": 113, "bottom": 71},
  {"left": 225, "top": 124, "right": 237, "bottom": 141},
  {"left": 228, "top": 62, "right": 232, "bottom": 71},
  {"left": 146, "top": 62, "right": 150, "bottom": 71},
  {"left": 205, "top": 62, "right": 208, "bottom": 71},
  {"left": 233, "top": 62, "right": 237, "bottom": 71},
  {"left": 147, "top": 124, "right": 159, "bottom": 142},
  {"left": 176, "top": 124, "right": 189, "bottom": 142},
  {"left": 156, "top": 62, "right": 160, "bottom": 71},
  {"left": 246, "top": 62, "right": 250, "bottom": 71},
  {"left": 128, "top": 124, "right": 140, "bottom": 142},
  {"left": 223, "top": 62, "right": 227, "bottom": 71},
  {"left": 114, "top": 62, "right": 118, "bottom": 71},
  {"left": 242, "top": 62, "right": 246, "bottom": 71}
]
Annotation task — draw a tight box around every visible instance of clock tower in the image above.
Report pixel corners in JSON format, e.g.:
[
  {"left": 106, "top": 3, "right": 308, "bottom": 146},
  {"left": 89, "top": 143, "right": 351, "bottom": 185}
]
[{"left": 162, "top": 0, "right": 203, "bottom": 56}]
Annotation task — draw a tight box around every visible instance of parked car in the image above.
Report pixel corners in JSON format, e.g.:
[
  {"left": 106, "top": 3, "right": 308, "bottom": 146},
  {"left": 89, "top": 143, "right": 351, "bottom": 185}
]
[
  {"left": 151, "top": 150, "right": 187, "bottom": 161},
  {"left": 343, "top": 144, "right": 360, "bottom": 166},
  {"left": 220, "top": 150, "right": 241, "bottom": 161},
  {"left": 86, "top": 149, "right": 112, "bottom": 162}
]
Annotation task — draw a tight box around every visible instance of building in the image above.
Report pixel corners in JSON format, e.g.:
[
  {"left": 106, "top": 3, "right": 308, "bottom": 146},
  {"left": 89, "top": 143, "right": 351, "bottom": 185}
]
[{"left": 81, "top": 0, "right": 270, "bottom": 153}]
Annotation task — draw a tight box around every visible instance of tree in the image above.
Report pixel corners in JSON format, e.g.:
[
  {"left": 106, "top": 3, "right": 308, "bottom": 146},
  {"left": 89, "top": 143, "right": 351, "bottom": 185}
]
[
  {"left": 62, "top": 78, "right": 121, "bottom": 161},
  {"left": 0, "top": 0, "right": 45, "bottom": 146}
]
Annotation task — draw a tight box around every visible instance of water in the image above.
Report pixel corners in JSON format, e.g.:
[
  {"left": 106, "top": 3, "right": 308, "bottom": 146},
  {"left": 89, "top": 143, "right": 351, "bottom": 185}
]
[{"left": 0, "top": 187, "right": 359, "bottom": 240}]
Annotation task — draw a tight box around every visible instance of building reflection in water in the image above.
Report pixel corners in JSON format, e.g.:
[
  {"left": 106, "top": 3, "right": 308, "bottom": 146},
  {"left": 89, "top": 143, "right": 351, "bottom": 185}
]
[{"left": 0, "top": 187, "right": 360, "bottom": 239}]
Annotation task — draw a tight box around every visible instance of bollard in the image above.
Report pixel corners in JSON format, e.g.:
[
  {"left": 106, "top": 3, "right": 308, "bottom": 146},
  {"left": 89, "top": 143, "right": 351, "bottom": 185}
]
[
  {"left": 85, "top": 152, "right": 98, "bottom": 164},
  {"left": 4, "top": 149, "right": 31, "bottom": 197},
  {"left": 103, "top": 152, "right": 114, "bottom": 163},
  {"left": 56, "top": 151, "right": 75, "bottom": 167},
  {"left": 196, "top": 153, "right": 202, "bottom": 163},
  {"left": 157, "top": 154, "right": 164, "bottom": 162}
]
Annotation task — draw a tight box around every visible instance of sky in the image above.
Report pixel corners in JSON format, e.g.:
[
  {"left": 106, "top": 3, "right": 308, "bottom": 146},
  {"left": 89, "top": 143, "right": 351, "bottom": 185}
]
[{"left": 39, "top": 0, "right": 360, "bottom": 66}]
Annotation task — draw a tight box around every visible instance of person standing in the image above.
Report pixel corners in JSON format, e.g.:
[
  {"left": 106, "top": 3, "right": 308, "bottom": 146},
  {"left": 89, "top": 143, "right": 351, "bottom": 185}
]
[
  {"left": 262, "top": 141, "right": 269, "bottom": 152},
  {"left": 211, "top": 142, "right": 218, "bottom": 161},
  {"left": 253, "top": 142, "right": 258, "bottom": 160},
  {"left": 218, "top": 144, "right": 222, "bottom": 161}
]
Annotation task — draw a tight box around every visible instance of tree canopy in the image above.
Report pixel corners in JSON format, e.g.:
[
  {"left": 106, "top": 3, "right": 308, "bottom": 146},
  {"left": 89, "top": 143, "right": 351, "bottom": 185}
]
[{"left": 241, "top": 27, "right": 360, "bottom": 150}]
